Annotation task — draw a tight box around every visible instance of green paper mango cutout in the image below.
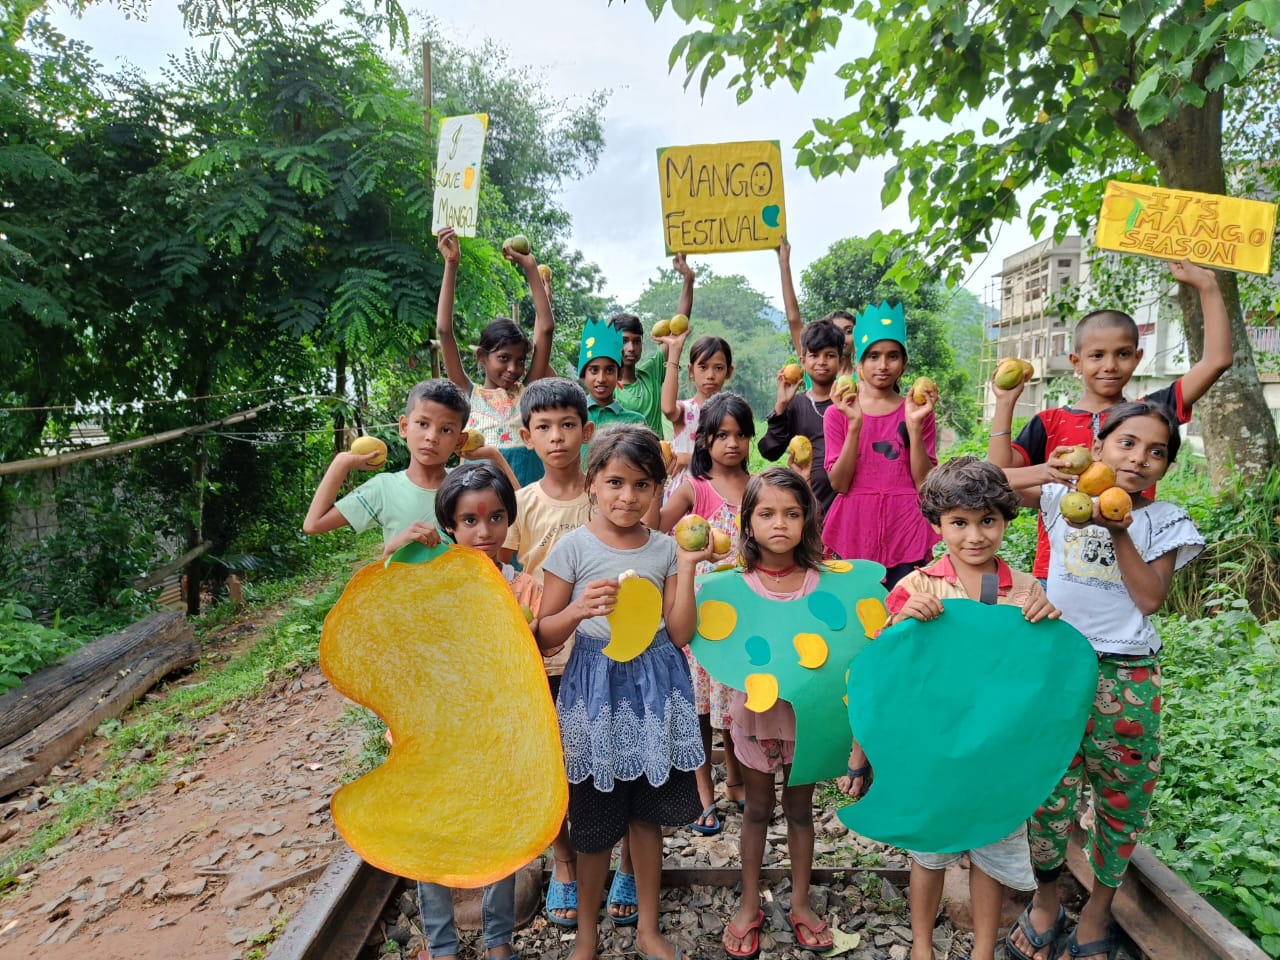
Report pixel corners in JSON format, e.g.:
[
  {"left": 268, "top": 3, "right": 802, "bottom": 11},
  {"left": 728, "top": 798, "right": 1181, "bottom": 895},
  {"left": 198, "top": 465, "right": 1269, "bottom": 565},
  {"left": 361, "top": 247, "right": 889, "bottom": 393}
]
[
  {"left": 761, "top": 204, "right": 781, "bottom": 228},
  {"left": 839, "top": 599, "right": 1096, "bottom": 853},
  {"left": 691, "top": 560, "right": 888, "bottom": 784}
]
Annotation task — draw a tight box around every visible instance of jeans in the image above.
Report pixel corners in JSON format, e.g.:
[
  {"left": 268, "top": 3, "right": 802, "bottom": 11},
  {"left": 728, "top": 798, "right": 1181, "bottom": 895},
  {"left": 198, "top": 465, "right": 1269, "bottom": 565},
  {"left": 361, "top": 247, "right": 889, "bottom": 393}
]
[{"left": 417, "top": 877, "right": 516, "bottom": 955}]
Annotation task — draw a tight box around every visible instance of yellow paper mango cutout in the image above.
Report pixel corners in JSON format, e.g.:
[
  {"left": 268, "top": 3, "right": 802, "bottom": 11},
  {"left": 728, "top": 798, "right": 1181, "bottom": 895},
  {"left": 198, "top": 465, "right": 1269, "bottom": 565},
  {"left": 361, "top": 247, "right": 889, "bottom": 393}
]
[
  {"left": 603, "top": 572, "right": 664, "bottom": 662},
  {"left": 697, "top": 599, "right": 738, "bottom": 641},
  {"left": 856, "top": 597, "right": 889, "bottom": 638},
  {"left": 463, "top": 165, "right": 476, "bottom": 189},
  {"left": 823, "top": 559, "right": 853, "bottom": 573},
  {"left": 320, "top": 544, "right": 565, "bottom": 887},
  {"left": 793, "top": 632, "right": 829, "bottom": 669},
  {"left": 743, "top": 672, "right": 780, "bottom": 712}
]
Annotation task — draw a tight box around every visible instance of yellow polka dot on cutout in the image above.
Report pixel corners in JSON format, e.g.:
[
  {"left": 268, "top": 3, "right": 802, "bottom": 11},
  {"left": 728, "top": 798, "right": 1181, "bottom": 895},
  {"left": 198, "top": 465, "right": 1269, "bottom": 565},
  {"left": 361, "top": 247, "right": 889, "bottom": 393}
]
[{"left": 697, "top": 600, "right": 738, "bottom": 641}]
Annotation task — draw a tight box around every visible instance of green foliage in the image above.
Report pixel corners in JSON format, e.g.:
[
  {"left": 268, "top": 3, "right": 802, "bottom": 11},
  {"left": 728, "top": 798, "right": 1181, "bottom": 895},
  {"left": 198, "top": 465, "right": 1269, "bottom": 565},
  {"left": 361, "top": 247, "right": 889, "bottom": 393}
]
[
  {"left": 1151, "top": 604, "right": 1280, "bottom": 957},
  {"left": 0, "top": 600, "right": 77, "bottom": 690}
]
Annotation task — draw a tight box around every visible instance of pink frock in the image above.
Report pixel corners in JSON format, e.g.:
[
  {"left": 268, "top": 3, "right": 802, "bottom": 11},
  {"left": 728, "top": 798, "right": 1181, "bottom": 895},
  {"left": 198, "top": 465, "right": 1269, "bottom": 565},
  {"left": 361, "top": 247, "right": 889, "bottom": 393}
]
[
  {"left": 681, "top": 474, "right": 739, "bottom": 728},
  {"left": 820, "top": 400, "right": 939, "bottom": 567}
]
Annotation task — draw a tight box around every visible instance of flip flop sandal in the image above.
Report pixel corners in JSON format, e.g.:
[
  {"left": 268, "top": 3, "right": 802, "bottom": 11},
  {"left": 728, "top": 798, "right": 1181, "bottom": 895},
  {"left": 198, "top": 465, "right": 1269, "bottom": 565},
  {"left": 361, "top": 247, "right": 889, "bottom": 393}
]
[
  {"left": 1059, "top": 922, "right": 1119, "bottom": 960},
  {"left": 689, "top": 803, "right": 722, "bottom": 836},
  {"left": 544, "top": 876, "right": 578, "bottom": 929},
  {"left": 845, "top": 764, "right": 873, "bottom": 799},
  {"left": 722, "top": 908, "right": 765, "bottom": 959},
  {"left": 607, "top": 869, "right": 639, "bottom": 927},
  {"left": 788, "top": 911, "right": 835, "bottom": 953},
  {"left": 1006, "top": 902, "right": 1066, "bottom": 960}
]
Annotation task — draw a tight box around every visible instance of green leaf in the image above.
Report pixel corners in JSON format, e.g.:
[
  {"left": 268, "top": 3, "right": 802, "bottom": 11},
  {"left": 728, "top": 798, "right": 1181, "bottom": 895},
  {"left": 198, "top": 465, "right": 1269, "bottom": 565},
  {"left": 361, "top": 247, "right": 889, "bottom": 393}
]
[
  {"left": 1129, "top": 67, "right": 1161, "bottom": 109},
  {"left": 645, "top": 0, "right": 666, "bottom": 20},
  {"left": 1243, "top": 0, "right": 1280, "bottom": 34},
  {"left": 1052, "top": 0, "right": 1076, "bottom": 16},
  {"left": 1136, "top": 92, "right": 1171, "bottom": 128},
  {"left": 670, "top": 0, "right": 697, "bottom": 22},
  {"left": 982, "top": 117, "right": 999, "bottom": 136},
  {"left": 1205, "top": 59, "right": 1236, "bottom": 91},
  {"left": 1225, "top": 37, "right": 1266, "bottom": 80},
  {"left": 1118, "top": 2, "right": 1149, "bottom": 37}
]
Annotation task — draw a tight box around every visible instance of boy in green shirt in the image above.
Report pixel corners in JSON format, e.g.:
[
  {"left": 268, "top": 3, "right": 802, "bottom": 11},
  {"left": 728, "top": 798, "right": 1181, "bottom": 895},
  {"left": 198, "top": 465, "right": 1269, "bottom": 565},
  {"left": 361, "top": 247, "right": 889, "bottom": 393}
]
[
  {"left": 578, "top": 319, "right": 646, "bottom": 441},
  {"left": 613, "top": 253, "right": 695, "bottom": 434}
]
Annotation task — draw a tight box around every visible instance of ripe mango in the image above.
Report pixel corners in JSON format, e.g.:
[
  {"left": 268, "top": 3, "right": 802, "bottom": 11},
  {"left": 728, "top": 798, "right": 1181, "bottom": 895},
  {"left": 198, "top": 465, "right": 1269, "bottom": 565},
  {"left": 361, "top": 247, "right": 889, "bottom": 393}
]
[
  {"left": 782, "top": 362, "right": 804, "bottom": 385},
  {"left": 1099, "top": 487, "right": 1133, "bottom": 521},
  {"left": 788, "top": 434, "right": 813, "bottom": 467},
  {"left": 669, "top": 313, "right": 690, "bottom": 335},
  {"left": 651, "top": 318, "right": 672, "bottom": 338},
  {"left": 659, "top": 440, "right": 673, "bottom": 462},
  {"left": 350, "top": 435, "right": 388, "bottom": 468},
  {"left": 910, "top": 375, "right": 936, "bottom": 405},
  {"left": 1060, "top": 491, "right": 1095, "bottom": 524},
  {"left": 711, "top": 529, "right": 732, "bottom": 555},
  {"left": 1057, "top": 445, "right": 1092, "bottom": 475},
  {"left": 1076, "top": 461, "right": 1116, "bottom": 496},
  {"left": 505, "top": 234, "right": 531, "bottom": 255},
  {"left": 459, "top": 428, "right": 485, "bottom": 453},
  {"left": 537, "top": 263, "right": 551, "bottom": 282},
  {"left": 834, "top": 374, "right": 857, "bottom": 399},
  {"left": 993, "top": 358, "right": 1025, "bottom": 390},
  {"left": 673, "top": 514, "right": 710, "bottom": 551}
]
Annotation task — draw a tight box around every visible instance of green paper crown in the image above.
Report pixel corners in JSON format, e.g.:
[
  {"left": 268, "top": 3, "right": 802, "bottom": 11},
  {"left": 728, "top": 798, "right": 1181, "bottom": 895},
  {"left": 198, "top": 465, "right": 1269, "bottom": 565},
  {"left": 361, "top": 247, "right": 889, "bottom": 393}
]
[
  {"left": 854, "top": 301, "right": 907, "bottom": 362},
  {"left": 577, "top": 318, "right": 624, "bottom": 375}
]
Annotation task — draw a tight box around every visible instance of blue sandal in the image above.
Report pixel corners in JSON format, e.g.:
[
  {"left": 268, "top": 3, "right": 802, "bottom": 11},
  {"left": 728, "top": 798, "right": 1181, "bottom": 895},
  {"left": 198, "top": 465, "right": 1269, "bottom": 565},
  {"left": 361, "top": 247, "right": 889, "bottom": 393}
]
[
  {"left": 607, "top": 868, "right": 639, "bottom": 926},
  {"left": 1006, "top": 902, "right": 1065, "bottom": 960},
  {"left": 689, "top": 803, "right": 722, "bottom": 836},
  {"left": 1059, "top": 922, "right": 1119, "bottom": 959},
  {"left": 544, "top": 876, "right": 578, "bottom": 929}
]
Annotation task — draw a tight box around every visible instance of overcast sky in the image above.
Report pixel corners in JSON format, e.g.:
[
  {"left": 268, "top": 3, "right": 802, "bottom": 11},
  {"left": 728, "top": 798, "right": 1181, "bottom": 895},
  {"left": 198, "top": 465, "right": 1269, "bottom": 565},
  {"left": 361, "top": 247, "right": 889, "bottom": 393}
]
[{"left": 51, "top": 0, "right": 1037, "bottom": 310}]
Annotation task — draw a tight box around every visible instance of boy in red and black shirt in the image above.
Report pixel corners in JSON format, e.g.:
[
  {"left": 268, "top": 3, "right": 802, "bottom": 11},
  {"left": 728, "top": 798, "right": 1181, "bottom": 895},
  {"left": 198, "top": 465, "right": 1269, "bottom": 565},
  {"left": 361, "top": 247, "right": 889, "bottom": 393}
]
[{"left": 987, "top": 258, "right": 1232, "bottom": 579}]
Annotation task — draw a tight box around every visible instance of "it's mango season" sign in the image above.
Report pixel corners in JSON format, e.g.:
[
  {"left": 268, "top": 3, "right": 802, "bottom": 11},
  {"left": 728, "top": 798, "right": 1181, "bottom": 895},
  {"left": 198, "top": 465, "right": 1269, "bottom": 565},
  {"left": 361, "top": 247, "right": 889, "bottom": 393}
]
[
  {"left": 432, "top": 113, "right": 488, "bottom": 237},
  {"left": 1096, "top": 181, "right": 1277, "bottom": 275},
  {"left": 656, "top": 140, "right": 787, "bottom": 254}
]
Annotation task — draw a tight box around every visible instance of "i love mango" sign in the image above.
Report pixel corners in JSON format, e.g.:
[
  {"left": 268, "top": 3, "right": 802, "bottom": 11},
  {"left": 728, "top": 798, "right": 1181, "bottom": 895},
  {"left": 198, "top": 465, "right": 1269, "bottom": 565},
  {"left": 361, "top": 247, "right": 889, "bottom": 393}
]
[
  {"left": 1096, "top": 181, "right": 1277, "bottom": 275},
  {"left": 432, "top": 113, "right": 488, "bottom": 237},
  {"left": 656, "top": 140, "right": 787, "bottom": 254}
]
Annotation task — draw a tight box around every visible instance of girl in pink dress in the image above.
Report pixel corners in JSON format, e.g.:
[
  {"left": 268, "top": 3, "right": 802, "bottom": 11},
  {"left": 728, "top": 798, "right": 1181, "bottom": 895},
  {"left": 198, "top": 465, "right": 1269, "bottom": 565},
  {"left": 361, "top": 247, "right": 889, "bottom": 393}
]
[
  {"left": 660, "top": 392, "right": 754, "bottom": 834},
  {"left": 658, "top": 332, "right": 734, "bottom": 501},
  {"left": 822, "top": 303, "right": 940, "bottom": 588}
]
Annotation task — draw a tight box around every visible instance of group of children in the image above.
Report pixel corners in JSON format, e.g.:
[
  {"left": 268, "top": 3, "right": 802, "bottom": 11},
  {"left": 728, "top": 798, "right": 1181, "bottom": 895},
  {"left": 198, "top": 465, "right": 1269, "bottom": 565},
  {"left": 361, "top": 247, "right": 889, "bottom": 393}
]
[{"left": 303, "top": 228, "right": 1233, "bottom": 960}]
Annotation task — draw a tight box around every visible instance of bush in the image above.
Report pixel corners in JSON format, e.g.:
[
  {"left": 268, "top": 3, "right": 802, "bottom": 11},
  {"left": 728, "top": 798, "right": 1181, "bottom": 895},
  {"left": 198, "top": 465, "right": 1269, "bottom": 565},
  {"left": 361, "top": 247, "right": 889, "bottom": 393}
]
[{"left": 1150, "top": 602, "right": 1280, "bottom": 957}]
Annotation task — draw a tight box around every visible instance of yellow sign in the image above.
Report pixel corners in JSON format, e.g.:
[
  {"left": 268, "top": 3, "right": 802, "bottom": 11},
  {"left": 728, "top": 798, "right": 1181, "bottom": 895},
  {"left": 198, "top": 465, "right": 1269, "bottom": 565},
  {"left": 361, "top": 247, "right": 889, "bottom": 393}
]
[
  {"left": 656, "top": 140, "right": 787, "bottom": 254},
  {"left": 432, "top": 113, "right": 488, "bottom": 237},
  {"left": 1096, "top": 180, "right": 1277, "bottom": 275}
]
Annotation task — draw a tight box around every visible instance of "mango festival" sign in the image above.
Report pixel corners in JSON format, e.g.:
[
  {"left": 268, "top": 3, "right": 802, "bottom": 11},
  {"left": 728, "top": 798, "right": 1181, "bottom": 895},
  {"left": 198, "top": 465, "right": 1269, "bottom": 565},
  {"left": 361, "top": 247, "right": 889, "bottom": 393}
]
[
  {"left": 1096, "top": 180, "right": 1277, "bottom": 275},
  {"left": 432, "top": 113, "right": 488, "bottom": 237},
  {"left": 656, "top": 140, "right": 787, "bottom": 254}
]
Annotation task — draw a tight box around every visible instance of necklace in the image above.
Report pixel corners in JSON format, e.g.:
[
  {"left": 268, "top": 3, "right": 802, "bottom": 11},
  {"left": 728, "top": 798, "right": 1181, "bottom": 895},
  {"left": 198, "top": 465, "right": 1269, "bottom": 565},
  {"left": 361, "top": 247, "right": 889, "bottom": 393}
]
[{"left": 754, "top": 562, "right": 799, "bottom": 583}]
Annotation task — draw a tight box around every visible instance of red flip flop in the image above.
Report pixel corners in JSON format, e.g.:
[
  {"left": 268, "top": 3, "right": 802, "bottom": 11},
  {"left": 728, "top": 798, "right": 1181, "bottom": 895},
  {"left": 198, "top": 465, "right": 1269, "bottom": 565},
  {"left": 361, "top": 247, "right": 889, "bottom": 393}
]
[
  {"left": 788, "top": 911, "right": 835, "bottom": 953},
  {"left": 722, "top": 908, "right": 765, "bottom": 959}
]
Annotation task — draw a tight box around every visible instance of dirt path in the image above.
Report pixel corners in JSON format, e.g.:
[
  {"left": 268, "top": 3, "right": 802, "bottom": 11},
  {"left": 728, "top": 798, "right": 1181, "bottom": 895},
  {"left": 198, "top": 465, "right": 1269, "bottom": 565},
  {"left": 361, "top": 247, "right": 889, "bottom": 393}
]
[{"left": 0, "top": 607, "right": 363, "bottom": 960}]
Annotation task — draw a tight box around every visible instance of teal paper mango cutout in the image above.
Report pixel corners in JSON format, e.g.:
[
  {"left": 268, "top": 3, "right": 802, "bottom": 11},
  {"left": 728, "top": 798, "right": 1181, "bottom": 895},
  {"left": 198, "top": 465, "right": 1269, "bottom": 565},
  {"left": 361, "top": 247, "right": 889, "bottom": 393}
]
[
  {"left": 691, "top": 561, "right": 887, "bottom": 784},
  {"left": 761, "top": 204, "right": 781, "bottom": 228},
  {"left": 839, "top": 599, "right": 1097, "bottom": 853}
]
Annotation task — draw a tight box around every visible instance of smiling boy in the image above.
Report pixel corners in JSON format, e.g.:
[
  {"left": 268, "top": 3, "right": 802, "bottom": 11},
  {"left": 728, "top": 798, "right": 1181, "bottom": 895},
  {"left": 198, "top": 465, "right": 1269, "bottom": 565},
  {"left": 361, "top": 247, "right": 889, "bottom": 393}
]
[{"left": 578, "top": 319, "right": 646, "bottom": 444}]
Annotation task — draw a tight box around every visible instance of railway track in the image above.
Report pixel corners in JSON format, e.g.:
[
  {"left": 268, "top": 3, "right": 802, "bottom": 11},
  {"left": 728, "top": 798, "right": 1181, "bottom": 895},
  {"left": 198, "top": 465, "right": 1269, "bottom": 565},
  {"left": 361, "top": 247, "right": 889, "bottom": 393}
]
[{"left": 268, "top": 833, "right": 1266, "bottom": 960}]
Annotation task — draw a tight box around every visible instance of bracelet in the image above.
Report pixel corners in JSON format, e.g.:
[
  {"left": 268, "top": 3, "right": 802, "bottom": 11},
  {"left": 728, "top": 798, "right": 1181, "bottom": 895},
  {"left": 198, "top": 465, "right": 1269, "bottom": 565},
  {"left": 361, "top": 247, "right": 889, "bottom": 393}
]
[
  {"left": 990, "top": 430, "right": 1011, "bottom": 438},
  {"left": 665, "top": 361, "right": 679, "bottom": 368}
]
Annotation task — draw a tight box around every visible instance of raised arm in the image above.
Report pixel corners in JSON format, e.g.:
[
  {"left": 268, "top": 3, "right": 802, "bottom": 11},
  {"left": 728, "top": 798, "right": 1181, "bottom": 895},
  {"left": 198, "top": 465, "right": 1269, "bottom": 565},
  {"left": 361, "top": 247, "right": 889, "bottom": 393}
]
[
  {"left": 658, "top": 479, "right": 696, "bottom": 533},
  {"left": 508, "top": 241, "right": 556, "bottom": 382},
  {"left": 302, "top": 451, "right": 377, "bottom": 535},
  {"left": 986, "top": 367, "right": 1031, "bottom": 467},
  {"left": 659, "top": 329, "right": 690, "bottom": 425},
  {"left": 778, "top": 237, "right": 804, "bottom": 358},
  {"left": 904, "top": 386, "right": 939, "bottom": 490},
  {"left": 434, "top": 227, "right": 472, "bottom": 393},
  {"left": 673, "top": 252, "right": 695, "bottom": 325},
  {"left": 663, "top": 542, "right": 718, "bottom": 647},
  {"left": 1169, "top": 259, "right": 1233, "bottom": 406}
]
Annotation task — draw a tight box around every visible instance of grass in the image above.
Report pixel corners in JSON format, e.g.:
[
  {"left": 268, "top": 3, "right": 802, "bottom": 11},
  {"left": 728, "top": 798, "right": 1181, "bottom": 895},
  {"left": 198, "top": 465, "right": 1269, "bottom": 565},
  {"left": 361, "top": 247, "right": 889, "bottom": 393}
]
[{"left": 0, "top": 531, "right": 379, "bottom": 890}]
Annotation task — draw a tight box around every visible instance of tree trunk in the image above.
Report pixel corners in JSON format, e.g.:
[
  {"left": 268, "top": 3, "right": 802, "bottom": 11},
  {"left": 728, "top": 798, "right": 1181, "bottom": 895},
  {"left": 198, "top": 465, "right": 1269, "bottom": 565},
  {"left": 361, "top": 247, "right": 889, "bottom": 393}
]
[
  {"left": 1120, "top": 84, "right": 1280, "bottom": 490},
  {"left": 333, "top": 346, "right": 348, "bottom": 457}
]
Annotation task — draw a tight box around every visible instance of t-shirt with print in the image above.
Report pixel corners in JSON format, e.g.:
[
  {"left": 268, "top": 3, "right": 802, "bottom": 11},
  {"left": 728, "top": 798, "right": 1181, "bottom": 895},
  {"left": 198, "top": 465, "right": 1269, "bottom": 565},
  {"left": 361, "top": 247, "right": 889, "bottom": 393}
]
[
  {"left": 542, "top": 526, "right": 678, "bottom": 640},
  {"left": 336, "top": 470, "right": 439, "bottom": 543},
  {"left": 1040, "top": 483, "right": 1203, "bottom": 656},
  {"left": 1012, "top": 382, "right": 1189, "bottom": 578}
]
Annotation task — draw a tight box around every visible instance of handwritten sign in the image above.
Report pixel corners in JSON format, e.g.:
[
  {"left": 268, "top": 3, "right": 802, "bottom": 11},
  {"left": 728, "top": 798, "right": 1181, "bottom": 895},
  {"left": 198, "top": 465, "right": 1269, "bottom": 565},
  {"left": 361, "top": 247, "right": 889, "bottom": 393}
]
[
  {"left": 656, "top": 140, "right": 787, "bottom": 254},
  {"left": 1096, "top": 180, "right": 1277, "bottom": 275},
  {"left": 432, "top": 114, "right": 488, "bottom": 237}
]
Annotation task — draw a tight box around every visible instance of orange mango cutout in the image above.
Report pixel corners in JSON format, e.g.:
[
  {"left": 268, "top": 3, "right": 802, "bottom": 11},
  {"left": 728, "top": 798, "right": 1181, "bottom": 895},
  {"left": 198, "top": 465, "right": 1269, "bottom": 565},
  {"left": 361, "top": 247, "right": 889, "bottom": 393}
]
[{"left": 320, "top": 544, "right": 565, "bottom": 887}]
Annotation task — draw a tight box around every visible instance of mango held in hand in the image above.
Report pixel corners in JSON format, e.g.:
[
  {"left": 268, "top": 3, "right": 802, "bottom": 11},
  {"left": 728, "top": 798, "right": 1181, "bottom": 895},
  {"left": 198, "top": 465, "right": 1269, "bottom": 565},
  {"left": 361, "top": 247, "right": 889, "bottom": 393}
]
[
  {"left": 350, "top": 435, "right": 388, "bottom": 468},
  {"left": 505, "top": 234, "right": 532, "bottom": 255},
  {"left": 1058, "top": 445, "right": 1092, "bottom": 476},
  {"left": 993, "top": 358, "right": 1025, "bottom": 389},
  {"left": 319, "top": 544, "right": 565, "bottom": 886},
  {"left": 1099, "top": 487, "right": 1133, "bottom": 521},
  {"left": 910, "top": 376, "right": 936, "bottom": 405},
  {"left": 1076, "top": 461, "right": 1116, "bottom": 496},
  {"left": 537, "top": 263, "right": 551, "bottom": 282},
  {"left": 651, "top": 318, "right": 672, "bottom": 338},
  {"left": 788, "top": 434, "right": 813, "bottom": 467},
  {"left": 669, "top": 313, "right": 690, "bottom": 335},
  {"left": 459, "top": 428, "right": 485, "bottom": 453},
  {"left": 1060, "top": 491, "right": 1095, "bottom": 524},
  {"left": 782, "top": 362, "right": 804, "bottom": 385},
  {"left": 711, "top": 529, "right": 732, "bottom": 556},
  {"left": 673, "top": 514, "right": 711, "bottom": 551},
  {"left": 833, "top": 374, "right": 857, "bottom": 399}
]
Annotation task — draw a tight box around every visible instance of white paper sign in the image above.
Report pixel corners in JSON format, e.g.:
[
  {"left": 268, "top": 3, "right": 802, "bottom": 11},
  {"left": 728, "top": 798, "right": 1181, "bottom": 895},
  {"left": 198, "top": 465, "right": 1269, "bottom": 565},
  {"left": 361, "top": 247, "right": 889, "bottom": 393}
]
[{"left": 432, "top": 113, "right": 488, "bottom": 236}]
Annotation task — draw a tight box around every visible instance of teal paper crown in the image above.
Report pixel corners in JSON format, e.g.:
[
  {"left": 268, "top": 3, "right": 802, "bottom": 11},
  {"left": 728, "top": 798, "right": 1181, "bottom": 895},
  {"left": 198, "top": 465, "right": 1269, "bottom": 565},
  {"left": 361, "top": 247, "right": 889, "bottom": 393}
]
[
  {"left": 854, "top": 301, "right": 907, "bottom": 362},
  {"left": 577, "top": 318, "right": 624, "bottom": 375}
]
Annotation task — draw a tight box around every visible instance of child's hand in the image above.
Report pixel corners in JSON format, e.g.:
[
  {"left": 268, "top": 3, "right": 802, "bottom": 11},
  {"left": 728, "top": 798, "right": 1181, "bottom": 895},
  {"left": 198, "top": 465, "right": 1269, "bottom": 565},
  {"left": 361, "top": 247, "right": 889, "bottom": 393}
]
[
  {"left": 786, "top": 448, "right": 813, "bottom": 483},
  {"left": 1021, "top": 582, "right": 1061, "bottom": 623},
  {"left": 660, "top": 442, "right": 678, "bottom": 478},
  {"left": 777, "top": 235, "right": 791, "bottom": 268},
  {"left": 836, "top": 745, "right": 872, "bottom": 798},
  {"left": 832, "top": 380, "right": 862, "bottom": 426},
  {"left": 573, "top": 578, "right": 619, "bottom": 620},
  {"left": 502, "top": 240, "right": 537, "bottom": 272},
  {"left": 1169, "top": 257, "right": 1218, "bottom": 292},
  {"left": 381, "top": 522, "right": 441, "bottom": 558},
  {"left": 904, "top": 386, "right": 936, "bottom": 428},
  {"left": 1091, "top": 499, "right": 1135, "bottom": 534},
  {"left": 672, "top": 251, "right": 695, "bottom": 281},
  {"left": 437, "top": 226, "right": 460, "bottom": 265},
  {"left": 677, "top": 538, "right": 722, "bottom": 568},
  {"left": 990, "top": 365, "right": 1030, "bottom": 403},
  {"left": 1043, "top": 447, "right": 1081, "bottom": 486},
  {"left": 459, "top": 442, "right": 497, "bottom": 462},
  {"left": 895, "top": 593, "right": 944, "bottom": 623},
  {"left": 341, "top": 450, "right": 384, "bottom": 472},
  {"left": 775, "top": 368, "right": 802, "bottom": 408}
]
